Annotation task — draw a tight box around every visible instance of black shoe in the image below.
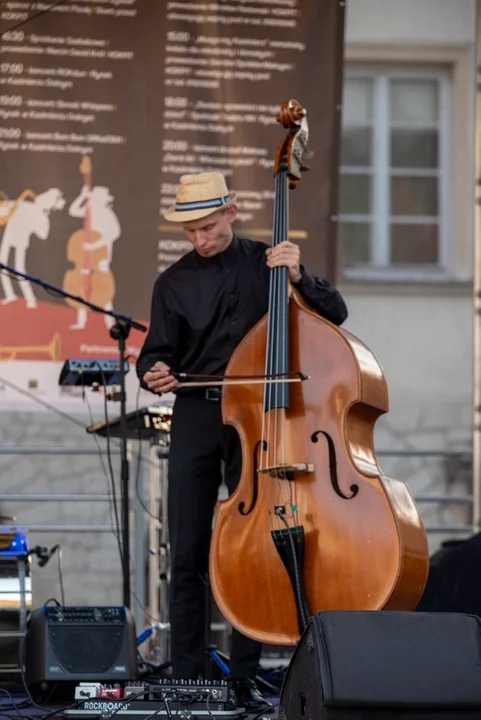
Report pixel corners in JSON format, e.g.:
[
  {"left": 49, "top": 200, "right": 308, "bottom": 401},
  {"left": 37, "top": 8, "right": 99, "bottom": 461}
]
[{"left": 232, "top": 678, "right": 272, "bottom": 712}]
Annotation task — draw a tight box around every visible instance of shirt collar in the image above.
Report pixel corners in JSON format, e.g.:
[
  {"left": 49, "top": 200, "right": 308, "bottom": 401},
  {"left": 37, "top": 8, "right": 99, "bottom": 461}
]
[{"left": 219, "top": 233, "right": 238, "bottom": 263}]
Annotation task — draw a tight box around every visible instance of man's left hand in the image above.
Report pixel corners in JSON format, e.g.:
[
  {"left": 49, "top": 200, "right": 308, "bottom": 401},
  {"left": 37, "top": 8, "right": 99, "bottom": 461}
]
[{"left": 266, "top": 240, "right": 302, "bottom": 283}]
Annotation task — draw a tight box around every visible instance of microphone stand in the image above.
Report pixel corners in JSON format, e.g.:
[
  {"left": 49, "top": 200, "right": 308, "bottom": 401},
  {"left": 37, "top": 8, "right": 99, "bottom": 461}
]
[{"left": 0, "top": 262, "right": 147, "bottom": 609}]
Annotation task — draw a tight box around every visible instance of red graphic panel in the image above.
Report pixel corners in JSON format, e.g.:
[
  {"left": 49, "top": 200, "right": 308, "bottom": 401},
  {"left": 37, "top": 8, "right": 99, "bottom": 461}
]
[{"left": 0, "top": 300, "right": 145, "bottom": 363}]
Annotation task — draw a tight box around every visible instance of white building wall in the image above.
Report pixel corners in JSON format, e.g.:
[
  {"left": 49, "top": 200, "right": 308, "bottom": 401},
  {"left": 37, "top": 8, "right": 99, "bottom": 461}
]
[
  {"left": 340, "top": 0, "right": 476, "bottom": 550},
  {"left": 346, "top": 0, "right": 476, "bottom": 46}
]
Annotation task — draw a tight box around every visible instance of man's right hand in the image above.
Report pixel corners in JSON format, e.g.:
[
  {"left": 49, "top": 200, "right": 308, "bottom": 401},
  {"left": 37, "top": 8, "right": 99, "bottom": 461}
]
[{"left": 143, "top": 361, "right": 180, "bottom": 394}]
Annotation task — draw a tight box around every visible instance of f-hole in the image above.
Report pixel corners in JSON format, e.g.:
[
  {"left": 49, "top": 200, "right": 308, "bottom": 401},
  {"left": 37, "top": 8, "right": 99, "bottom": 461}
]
[
  {"left": 311, "top": 430, "right": 359, "bottom": 500},
  {"left": 238, "top": 439, "right": 266, "bottom": 516}
]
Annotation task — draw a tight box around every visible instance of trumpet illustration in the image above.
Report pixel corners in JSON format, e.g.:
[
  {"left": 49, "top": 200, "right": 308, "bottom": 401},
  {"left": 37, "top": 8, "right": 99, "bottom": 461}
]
[{"left": 0, "top": 332, "right": 61, "bottom": 361}]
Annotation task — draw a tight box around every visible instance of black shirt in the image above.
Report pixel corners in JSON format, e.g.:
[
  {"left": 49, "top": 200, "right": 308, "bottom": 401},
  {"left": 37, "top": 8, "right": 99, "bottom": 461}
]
[{"left": 136, "top": 235, "right": 348, "bottom": 389}]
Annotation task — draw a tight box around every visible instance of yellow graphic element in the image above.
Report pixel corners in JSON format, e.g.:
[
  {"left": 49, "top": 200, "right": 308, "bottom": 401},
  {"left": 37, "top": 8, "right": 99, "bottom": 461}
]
[
  {"left": 0, "top": 190, "right": 37, "bottom": 226},
  {"left": 0, "top": 332, "right": 61, "bottom": 361},
  {"left": 158, "top": 224, "right": 308, "bottom": 240}
]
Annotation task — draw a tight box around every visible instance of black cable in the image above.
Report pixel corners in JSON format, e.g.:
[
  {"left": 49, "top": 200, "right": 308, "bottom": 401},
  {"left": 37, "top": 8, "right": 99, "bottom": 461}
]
[
  {"left": 0, "top": 0, "right": 70, "bottom": 39},
  {"left": 249, "top": 702, "right": 278, "bottom": 720},
  {"left": 95, "top": 689, "right": 149, "bottom": 720},
  {"left": 135, "top": 445, "right": 158, "bottom": 521},
  {"left": 0, "top": 689, "right": 21, "bottom": 718},
  {"left": 131, "top": 589, "right": 164, "bottom": 625},
  {"left": 0, "top": 374, "right": 171, "bottom": 624},
  {"left": 0, "top": 373, "right": 160, "bottom": 470},
  {"left": 0, "top": 372, "right": 170, "bottom": 623},
  {"left": 275, "top": 507, "right": 309, "bottom": 632},
  {"left": 84, "top": 389, "right": 122, "bottom": 547},
  {"left": 134, "top": 384, "right": 158, "bottom": 520},
  {"left": 95, "top": 363, "right": 124, "bottom": 569},
  {"left": 31, "top": 544, "right": 66, "bottom": 605},
  {"left": 0, "top": 374, "right": 86, "bottom": 428},
  {"left": 55, "top": 544, "right": 65, "bottom": 606}
]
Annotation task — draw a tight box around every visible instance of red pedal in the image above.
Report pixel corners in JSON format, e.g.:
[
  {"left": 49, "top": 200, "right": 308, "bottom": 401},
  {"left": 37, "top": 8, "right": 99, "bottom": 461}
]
[{"left": 99, "top": 687, "right": 123, "bottom": 699}]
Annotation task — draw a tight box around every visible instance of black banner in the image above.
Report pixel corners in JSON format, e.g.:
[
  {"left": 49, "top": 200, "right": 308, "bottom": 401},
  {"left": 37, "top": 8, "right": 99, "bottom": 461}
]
[{"left": 0, "top": 0, "right": 344, "bottom": 365}]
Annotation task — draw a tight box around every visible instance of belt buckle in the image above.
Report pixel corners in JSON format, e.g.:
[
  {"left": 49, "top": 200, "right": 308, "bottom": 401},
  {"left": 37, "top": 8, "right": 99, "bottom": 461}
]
[{"left": 205, "top": 387, "right": 221, "bottom": 402}]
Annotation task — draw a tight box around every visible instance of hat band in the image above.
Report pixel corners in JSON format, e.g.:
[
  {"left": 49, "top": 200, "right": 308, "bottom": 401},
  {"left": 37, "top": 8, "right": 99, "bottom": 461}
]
[{"left": 175, "top": 194, "right": 231, "bottom": 212}]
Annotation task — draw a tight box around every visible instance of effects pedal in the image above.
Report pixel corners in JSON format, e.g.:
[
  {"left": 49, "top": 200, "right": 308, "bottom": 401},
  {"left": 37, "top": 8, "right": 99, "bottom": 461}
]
[{"left": 124, "top": 679, "right": 233, "bottom": 705}]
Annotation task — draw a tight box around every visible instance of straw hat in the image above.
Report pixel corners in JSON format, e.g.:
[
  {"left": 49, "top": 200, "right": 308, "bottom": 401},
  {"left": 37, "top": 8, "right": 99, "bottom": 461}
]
[{"left": 163, "top": 172, "right": 237, "bottom": 223}]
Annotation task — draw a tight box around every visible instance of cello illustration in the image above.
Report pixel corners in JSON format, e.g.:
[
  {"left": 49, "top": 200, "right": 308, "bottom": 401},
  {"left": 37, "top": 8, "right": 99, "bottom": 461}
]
[
  {"left": 208, "top": 100, "right": 429, "bottom": 646},
  {"left": 62, "top": 156, "right": 115, "bottom": 311}
]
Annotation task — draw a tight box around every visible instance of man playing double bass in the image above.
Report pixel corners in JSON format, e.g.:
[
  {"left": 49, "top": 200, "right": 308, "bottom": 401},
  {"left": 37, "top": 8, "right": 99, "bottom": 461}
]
[{"left": 136, "top": 171, "right": 348, "bottom": 710}]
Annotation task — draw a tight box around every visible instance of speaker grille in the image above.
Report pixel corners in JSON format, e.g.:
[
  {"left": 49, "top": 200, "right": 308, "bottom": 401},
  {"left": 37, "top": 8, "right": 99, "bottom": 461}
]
[{"left": 49, "top": 625, "right": 124, "bottom": 673}]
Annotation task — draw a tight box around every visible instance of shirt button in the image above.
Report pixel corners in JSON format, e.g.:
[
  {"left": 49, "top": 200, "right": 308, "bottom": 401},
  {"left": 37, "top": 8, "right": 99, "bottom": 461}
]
[
  {"left": 230, "top": 293, "right": 234, "bottom": 298},
  {"left": 230, "top": 321, "right": 236, "bottom": 325}
]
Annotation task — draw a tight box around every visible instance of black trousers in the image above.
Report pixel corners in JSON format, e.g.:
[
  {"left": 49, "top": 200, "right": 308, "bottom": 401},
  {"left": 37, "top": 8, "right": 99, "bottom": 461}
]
[{"left": 167, "top": 391, "right": 263, "bottom": 680}]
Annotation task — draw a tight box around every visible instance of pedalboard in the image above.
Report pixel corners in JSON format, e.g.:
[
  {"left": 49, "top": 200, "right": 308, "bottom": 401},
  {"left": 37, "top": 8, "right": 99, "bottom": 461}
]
[{"left": 67, "top": 679, "right": 244, "bottom": 719}]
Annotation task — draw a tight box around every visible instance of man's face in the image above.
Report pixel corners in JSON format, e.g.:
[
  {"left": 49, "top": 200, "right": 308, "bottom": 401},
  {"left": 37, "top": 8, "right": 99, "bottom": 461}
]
[{"left": 182, "top": 206, "right": 237, "bottom": 257}]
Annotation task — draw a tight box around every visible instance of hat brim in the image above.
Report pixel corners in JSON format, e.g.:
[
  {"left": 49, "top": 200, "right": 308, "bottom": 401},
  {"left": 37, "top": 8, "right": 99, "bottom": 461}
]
[{"left": 163, "top": 193, "right": 237, "bottom": 223}]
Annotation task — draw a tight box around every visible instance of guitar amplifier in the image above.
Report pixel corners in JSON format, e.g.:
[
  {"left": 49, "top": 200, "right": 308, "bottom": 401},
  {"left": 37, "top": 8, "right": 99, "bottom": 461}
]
[{"left": 25, "top": 606, "right": 138, "bottom": 701}]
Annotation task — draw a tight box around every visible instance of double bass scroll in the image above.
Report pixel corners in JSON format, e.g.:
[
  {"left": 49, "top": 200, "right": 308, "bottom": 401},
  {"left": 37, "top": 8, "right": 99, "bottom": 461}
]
[{"left": 208, "top": 99, "right": 429, "bottom": 647}]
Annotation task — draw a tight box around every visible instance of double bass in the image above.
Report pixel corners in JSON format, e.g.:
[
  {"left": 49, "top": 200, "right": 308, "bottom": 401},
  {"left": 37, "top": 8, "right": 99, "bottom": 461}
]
[
  {"left": 63, "top": 155, "right": 115, "bottom": 309},
  {"left": 209, "top": 100, "right": 429, "bottom": 646}
]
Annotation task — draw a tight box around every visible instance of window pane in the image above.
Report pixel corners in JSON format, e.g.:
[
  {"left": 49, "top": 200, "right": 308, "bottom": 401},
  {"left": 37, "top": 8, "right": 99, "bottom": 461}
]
[
  {"left": 343, "top": 78, "right": 373, "bottom": 123},
  {"left": 340, "top": 174, "right": 371, "bottom": 214},
  {"left": 341, "top": 127, "right": 372, "bottom": 166},
  {"left": 390, "top": 79, "right": 439, "bottom": 123},
  {"left": 391, "top": 129, "right": 438, "bottom": 168},
  {"left": 339, "top": 222, "right": 371, "bottom": 265},
  {"left": 391, "top": 176, "right": 438, "bottom": 216},
  {"left": 390, "top": 223, "right": 438, "bottom": 264}
]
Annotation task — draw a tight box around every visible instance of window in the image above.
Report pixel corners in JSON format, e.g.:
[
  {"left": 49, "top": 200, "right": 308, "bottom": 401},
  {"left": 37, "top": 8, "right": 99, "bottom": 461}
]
[{"left": 338, "top": 68, "right": 450, "bottom": 279}]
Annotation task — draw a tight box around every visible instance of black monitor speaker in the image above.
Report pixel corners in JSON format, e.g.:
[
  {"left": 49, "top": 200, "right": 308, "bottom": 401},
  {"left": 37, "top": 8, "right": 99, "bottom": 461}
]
[{"left": 279, "top": 610, "right": 481, "bottom": 720}]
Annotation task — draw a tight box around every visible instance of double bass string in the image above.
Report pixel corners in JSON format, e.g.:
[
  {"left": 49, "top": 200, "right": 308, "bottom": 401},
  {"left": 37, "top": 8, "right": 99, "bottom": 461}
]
[
  {"left": 261, "top": 170, "right": 282, "bottom": 525},
  {"left": 279, "top": 169, "right": 297, "bottom": 530},
  {"left": 278, "top": 170, "right": 288, "bottom": 499},
  {"left": 259, "top": 172, "right": 279, "bottom": 529},
  {"left": 260, "top": 165, "right": 298, "bottom": 531},
  {"left": 272, "top": 170, "right": 284, "bottom": 515},
  {"left": 272, "top": 175, "right": 282, "bottom": 514},
  {"left": 271, "top": 169, "right": 292, "bottom": 527},
  {"left": 278, "top": 169, "right": 298, "bottom": 529}
]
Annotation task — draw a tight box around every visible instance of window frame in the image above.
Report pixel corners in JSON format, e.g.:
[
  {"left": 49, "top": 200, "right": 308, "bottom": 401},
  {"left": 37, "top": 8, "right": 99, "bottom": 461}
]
[{"left": 339, "top": 64, "right": 452, "bottom": 282}]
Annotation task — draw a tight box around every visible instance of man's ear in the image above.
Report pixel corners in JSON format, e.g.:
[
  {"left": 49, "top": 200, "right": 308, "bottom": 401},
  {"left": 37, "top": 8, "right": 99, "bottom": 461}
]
[{"left": 226, "top": 205, "right": 238, "bottom": 224}]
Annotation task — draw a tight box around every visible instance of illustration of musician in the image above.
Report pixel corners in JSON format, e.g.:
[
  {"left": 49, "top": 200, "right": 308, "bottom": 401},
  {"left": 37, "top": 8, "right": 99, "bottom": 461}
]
[
  {"left": 63, "top": 156, "right": 120, "bottom": 330},
  {"left": 0, "top": 188, "right": 65, "bottom": 308}
]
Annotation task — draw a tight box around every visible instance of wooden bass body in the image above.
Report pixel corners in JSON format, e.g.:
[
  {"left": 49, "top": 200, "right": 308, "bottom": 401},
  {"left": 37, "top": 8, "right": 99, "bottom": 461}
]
[{"left": 210, "top": 290, "right": 429, "bottom": 646}]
